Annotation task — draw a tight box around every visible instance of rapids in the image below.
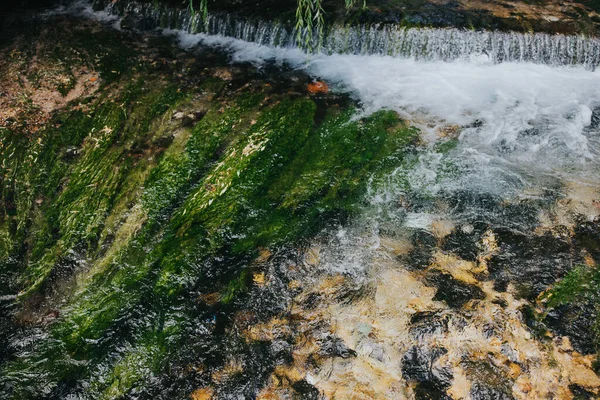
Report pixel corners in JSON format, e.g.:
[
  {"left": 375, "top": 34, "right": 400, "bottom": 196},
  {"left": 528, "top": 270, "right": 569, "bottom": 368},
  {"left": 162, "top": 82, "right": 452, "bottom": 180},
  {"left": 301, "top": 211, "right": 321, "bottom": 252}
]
[
  {"left": 77, "top": 0, "right": 600, "bottom": 195},
  {"left": 64, "top": 0, "right": 598, "bottom": 193}
]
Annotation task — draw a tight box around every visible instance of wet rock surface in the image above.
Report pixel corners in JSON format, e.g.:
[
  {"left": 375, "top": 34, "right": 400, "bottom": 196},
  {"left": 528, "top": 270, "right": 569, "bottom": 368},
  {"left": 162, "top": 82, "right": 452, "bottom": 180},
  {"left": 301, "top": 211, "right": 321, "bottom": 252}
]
[
  {"left": 428, "top": 270, "right": 485, "bottom": 308},
  {"left": 1, "top": 4, "right": 600, "bottom": 400},
  {"left": 575, "top": 218, "right": 600, "bottom": 262},
  {"left": 488, "top": 229, "right": 577, "bottom": 300},
  {"left": 402, "top": 346, "right": 453, "bottom": 397},
  {"left": 545, "top": 303, "right": 597, "bottom": 355},
  {"left": 469, "top": 383, "right": 514, "bottom": 400}
]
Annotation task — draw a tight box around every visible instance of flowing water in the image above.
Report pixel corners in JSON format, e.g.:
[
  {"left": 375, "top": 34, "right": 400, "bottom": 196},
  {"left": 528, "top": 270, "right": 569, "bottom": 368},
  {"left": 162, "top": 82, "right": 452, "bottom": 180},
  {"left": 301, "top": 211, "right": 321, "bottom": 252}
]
[
  {"left": 161, "top": 12, "right": 600, "bottom": 222},
  {"left": 2, "top": 1, "right": 600, "bottom": 399},
  {"left": 92, "top": 0, "right": 600, "bottom": 69},
  {"left": 81, "top": 0, "right": 600, "bottom": 190},
  {"left": 168, "top": 12, "right": 600, "bottom": 399}
]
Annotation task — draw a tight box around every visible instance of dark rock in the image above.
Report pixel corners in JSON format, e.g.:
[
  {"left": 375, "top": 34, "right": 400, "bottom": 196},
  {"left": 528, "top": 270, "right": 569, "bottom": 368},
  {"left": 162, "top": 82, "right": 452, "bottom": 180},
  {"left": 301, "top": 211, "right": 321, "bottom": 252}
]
[
  {"left": 488, "top": 229, "right": 575, "bottom": 300},
  {"left": 469, "top": 382, "right": 514, "bottom": 400},
  {"left": 442, "top": 222, "right": 487, "bottom": 262},
  {"left": 301, "top": 292, "right": 321, "bottom": 309},
  {"left": 519, "top": 305, "right": 548, "bottom": 339},
  {"left": 491, "top": 298, "right": 508, "bottom": 308},
  {"left": 402, "top": 346, "right": 453, "bottom": 395},
  {"left": 409, "top": 312, "right": 449, "bottom": 340},
  {"left": 405, "top": 230, "right": 437, "bottom": 270},
  {"left": 443, "top": 191, "right": 543, "bottom": 230},
  {"left": 588, "top": 107, "right": 600, "bottom": 131},
  {"left": 462, "top": 359, "right": 515, "bottom": 400},
  {"left": 319, "top": 335, "right": 357, "bottom": 359},
  {"left": 62, "top": 146, "right": 79, "bottom": 161},
  {"left": 292, "top": 379, "right": 321, "bottom": 399},
  {"left": 544, "top": 303, "right": 597, "bottom": 355},
  {"left": 569, "top": 383, "right": 596, "bottom": 400},
  {"left": 414, "top": 382, "right": 453, "bottom": 400},
  {"left": 493, "top": 276, "right": 509, "bottom": 292},
  {"left": 269, "top": 339, "right": 292, "bottom": 360},
  {"left": 574, "top": 217, "right": 600, "bottom": 262},
  {"left": 428, "top": 271, "right": 485, "bottom": 308},
  {"left": 181, "top": 115, "right": 195, "bottom": 127}
]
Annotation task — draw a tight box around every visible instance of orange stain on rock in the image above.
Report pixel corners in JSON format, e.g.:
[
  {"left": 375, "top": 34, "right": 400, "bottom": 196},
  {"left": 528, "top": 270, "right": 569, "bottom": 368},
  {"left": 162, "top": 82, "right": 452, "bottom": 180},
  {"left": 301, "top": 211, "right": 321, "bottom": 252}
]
[{"left": 307, "top": 81, "right": 329, "bottom": 94}]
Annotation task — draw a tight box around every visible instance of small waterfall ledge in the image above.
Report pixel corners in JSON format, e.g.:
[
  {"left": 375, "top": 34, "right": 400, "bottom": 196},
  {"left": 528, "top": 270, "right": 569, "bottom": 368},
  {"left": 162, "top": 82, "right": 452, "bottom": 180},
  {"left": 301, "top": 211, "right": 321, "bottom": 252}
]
[{"left": 96, "top": 0, "right": 600, "bottom": 69}]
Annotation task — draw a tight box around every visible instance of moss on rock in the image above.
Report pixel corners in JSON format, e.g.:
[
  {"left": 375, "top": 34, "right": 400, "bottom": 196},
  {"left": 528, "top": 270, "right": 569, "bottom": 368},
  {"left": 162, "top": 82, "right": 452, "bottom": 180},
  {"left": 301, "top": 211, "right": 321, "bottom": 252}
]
[{"left": 0, "top": 13, "right": 422, "bottom": 399}]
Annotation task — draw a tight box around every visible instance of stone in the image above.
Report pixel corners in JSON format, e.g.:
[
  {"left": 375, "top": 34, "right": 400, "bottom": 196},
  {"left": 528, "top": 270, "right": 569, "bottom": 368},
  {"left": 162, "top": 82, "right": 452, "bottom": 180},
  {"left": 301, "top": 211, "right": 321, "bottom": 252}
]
[
  {"left": 319, "top": 335, "right": 357, "bottom": 359},
  {"left": 402, "top": 346, "right": 453, "bottom": 392},
  {"left": 307, "top": 81, "right": 329, "bottom": 94},
  {"left": 409, "top": 312, "right": 449, "bottom": 340},
  {"left": 428, "top": 271, "right": 485, "bottom": 308},
  {"left": 190, "top": 387, "right": 214, "bottom": 400},
  {"left": 545, "top": 303, "right": 597, "bottom": 355},
  {"left": 469, "top": 383, "right": 513, "bottom": 400}
]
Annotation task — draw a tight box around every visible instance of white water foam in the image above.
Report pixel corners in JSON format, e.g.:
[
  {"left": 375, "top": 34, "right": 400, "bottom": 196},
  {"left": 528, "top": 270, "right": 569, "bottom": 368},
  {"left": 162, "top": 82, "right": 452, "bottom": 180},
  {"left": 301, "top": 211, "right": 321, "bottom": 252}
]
[
  {"left": 172, "top": 31, "right": 600, "bottom": 182},
  {"left": 73, "top": 1, "right": 600, "bottom": 212},
  {"left": 45, "top": 0, "right": 122, "bottom": 29},
  {"left": 72, "top": 2, "right": 600, "bottom": 179},
  {"left": 98, "top": 0, "right": 600, "bottom": 69}
]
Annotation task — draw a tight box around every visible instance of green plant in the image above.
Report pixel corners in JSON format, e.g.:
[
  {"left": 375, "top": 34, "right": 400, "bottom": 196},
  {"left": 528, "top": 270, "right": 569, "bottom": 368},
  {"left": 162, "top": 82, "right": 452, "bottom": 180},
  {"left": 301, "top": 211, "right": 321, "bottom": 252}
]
[
  {"left": 295, "top": 0, "right": 325, "bottom": 49},
  {"left": 189, "top": 0, "right": 367, "bottom": 49},
  {"left": 189, "top": 0, "right": 208, "bottom": 31},
  {"left": 296, "top": 0, "right": 367, "bottom": 49}
]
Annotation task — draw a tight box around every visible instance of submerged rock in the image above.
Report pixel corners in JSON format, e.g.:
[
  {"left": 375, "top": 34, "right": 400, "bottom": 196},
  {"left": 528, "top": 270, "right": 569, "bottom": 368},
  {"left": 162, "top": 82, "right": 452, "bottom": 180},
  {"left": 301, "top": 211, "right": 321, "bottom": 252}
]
[
  {"left": 488, "top": 229, "right": 576, "bottom": 300},
  {"left": 428, "top": 271, "right": 485, "bottom": 309},
  {"left": 545, "top": 303, "right": 597, "bottom": 355},
  {"left": 402, "top": 346, "right": 453, "bottom": 394},
  {"left": 469, "top": 383, "right": 514, "bottom": 400}
]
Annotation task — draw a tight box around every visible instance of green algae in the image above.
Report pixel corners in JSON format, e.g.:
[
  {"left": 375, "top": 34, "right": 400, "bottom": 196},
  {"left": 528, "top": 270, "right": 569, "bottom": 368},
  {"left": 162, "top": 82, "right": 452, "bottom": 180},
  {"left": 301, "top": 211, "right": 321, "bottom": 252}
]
[
  {"left": 91, "top": 331, "right": 169, "bottom": 400},
  {"left": 0, "top": 16, "right": 425, "bottom": 397},
  {"left": 221, "top": 268, "right": 252, "bottom": 304},
  {"left": 11, "top": 81, "right": 187, "bottom": 298},
  {"left": 4, "top": 7, "right": 600, "bottom": 400},
  {"left": 0, "top": 220, "right": 12, "bottom": 261},
  {"left": 545, "top": 265, "right": 600, "bottom": 308},
  {"left": 67, "top": 27, "right": 137, "bottom": 84},
  {"left": 543, "top": 264, "right": 600, "bottom": 349},
  {"left": 1, "top": 89, "right": 419, "bottom": 398},
  {"left": 142, "top": 91, "right": 260, "bottom": 223},
  {"left": 434, "top": 138, "right": 459, "bottom": 154}
]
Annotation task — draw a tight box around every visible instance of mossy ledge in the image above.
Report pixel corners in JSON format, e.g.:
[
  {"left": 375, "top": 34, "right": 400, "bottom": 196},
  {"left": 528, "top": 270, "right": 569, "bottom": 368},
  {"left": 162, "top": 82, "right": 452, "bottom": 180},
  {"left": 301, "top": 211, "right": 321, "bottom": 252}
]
[{"left": 0, "top": 13, "right": 419, "bottom": 399}]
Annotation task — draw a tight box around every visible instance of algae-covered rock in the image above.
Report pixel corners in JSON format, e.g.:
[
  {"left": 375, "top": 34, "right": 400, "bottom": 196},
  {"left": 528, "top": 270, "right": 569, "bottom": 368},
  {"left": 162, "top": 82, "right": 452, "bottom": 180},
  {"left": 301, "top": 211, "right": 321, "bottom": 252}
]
[{"left": 0, "top": 11, "right": 420, "bottom": 399}]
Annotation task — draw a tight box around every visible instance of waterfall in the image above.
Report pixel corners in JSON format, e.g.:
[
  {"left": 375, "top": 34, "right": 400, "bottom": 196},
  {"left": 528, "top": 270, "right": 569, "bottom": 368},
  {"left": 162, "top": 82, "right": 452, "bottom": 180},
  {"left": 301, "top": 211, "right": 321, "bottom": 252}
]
[{"left": 98, "top": 0, "right": 600, "bottom": 69}]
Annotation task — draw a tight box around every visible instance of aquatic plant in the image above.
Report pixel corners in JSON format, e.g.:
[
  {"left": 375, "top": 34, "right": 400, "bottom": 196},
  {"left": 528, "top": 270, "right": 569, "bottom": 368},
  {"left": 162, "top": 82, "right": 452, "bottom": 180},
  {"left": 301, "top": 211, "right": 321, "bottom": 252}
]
[{"left": 0, "top": 10, "right": 422, "bottom": 396}]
